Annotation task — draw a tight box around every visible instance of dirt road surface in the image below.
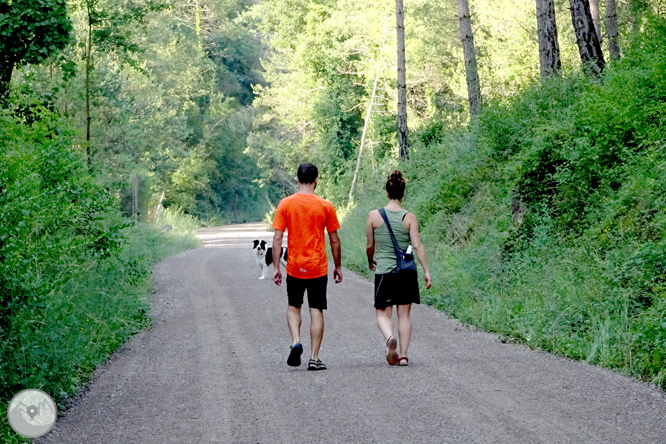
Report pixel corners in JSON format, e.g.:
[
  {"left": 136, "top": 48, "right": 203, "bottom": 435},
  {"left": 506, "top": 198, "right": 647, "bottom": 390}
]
[{"left": 38, "top": 223, "right": 666, "bottom": 443}]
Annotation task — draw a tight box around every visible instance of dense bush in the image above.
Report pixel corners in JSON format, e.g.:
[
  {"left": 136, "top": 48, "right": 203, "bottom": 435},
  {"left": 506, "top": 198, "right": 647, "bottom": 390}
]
[
  {"left": 0, "top": 107, "right": 199, "bottom": 441},
  {"left": 340, "top": 16, "right": 666, "bottom": 389}
]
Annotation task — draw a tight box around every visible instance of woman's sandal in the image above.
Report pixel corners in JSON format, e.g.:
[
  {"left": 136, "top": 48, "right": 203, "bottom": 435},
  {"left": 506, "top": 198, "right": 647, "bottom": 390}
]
[
  {"left": 386, "top": 336, "right": 398, "bottom": 366},
  {"left": 316, "top": 359, "right": 327, "bottom": 370},
  {"left": 397, "top": 356, "right": 409, "bottom": 366}
]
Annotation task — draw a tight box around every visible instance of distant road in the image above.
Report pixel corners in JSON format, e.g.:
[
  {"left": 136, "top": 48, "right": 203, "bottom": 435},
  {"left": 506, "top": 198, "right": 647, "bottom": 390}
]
[{"left": 38, "top": 223, "right": 666, "bottom": 443}]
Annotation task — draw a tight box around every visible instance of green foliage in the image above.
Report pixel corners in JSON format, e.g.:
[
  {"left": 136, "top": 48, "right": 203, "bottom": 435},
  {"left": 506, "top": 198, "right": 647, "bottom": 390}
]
[
  {"left": 0, "top": 109, "right": 198, "bottom": 440},
  {"left": 0, "top": 0, "right": 72, "bottom": 98},
  {"left": 0, "top": 0, "right": 72, "bottom": 62},
  {"left": 0, "top": 108, "right": 120, "bottom": 331},
  {"left": 2, "top": 6, "right": 666, "bottom": 443},
  {"left": 340, "top": 15, "right": 666, "bottom": 389},
  {"left": 37, "top": 0, "right": 272, "bottom": 223},
  {"left": 155, "top": 206, "right": 200, "bottom": 236},
  {"left": 248, "top": 0, "right": 471, "bottom": 206}
]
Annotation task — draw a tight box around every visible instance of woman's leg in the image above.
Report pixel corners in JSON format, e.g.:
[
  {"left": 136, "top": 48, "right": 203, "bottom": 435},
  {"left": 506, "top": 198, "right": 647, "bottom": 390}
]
[
  {"left": 377, "top": 306, "right": 398, "bottom": 365},
  {"left": 375, "top": 306, "right": 393, "bottom": 340},
  {"left": 396, "top": 304, "right": 412, "bottom": 358}
]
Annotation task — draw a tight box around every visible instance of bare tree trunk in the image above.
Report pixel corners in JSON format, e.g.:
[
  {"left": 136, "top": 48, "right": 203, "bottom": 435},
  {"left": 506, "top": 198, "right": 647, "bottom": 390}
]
[
  {"left": 589, "top": 0, "right": 601, "bottom": 43},
  {"left": 457, "top": 0, "right": 481, "bottom": 117},
  {"left": 349, "top": 42, "right": 383, "bottom": 202},
  {"left": 569, "top": 0, "right": 605, "bottom": 75},
  {"left": 0, "top": 58, "right": 13, "bottom": 106},
  {"left": 606, "top": 0, "right": 621, "bottom": 60},
  {"left": 155, "top": 191, "right": 165, "bottom": 222},
  {"left": 85, "top": 0, "right": 93, "bottom": 162},
  {"left": 132, "top": 174, "right": 139, "bottom": 224},
  {"left": 535, "top": 0, "right": 562, "bottom": 77},
  {"left": 396, "top": 0, "right": 408, "bottom": 161},
  {"left": 194, "top": 0, "right": 203, "bottom": 49}
]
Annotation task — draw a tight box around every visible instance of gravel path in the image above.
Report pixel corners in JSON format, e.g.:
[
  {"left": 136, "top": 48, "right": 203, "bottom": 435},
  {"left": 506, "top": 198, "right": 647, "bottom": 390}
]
[{"left": 38, "top": 223, "right": 666, "bottom": 443}]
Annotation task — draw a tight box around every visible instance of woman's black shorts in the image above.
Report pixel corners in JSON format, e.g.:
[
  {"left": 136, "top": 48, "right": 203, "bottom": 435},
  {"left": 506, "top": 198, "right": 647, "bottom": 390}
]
[{"left": 374, "top": 270, "right": 420, "bottom": 310}]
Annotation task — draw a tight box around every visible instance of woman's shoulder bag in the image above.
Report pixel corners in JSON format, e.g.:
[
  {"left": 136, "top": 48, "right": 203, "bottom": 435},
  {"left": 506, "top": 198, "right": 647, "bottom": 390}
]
[{"left": 378, "top": 208, "right": 417, "bottom": 273}]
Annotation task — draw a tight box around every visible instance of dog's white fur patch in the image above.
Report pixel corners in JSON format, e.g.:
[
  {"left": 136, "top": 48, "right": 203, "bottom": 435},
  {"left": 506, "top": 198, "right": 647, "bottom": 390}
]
[{"left": 252, "top": 240, "right": 287, "bottom": 280}]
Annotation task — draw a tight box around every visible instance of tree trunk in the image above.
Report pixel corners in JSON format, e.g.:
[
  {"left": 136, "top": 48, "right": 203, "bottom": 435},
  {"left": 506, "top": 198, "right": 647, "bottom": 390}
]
[
  {"left": 194, "top": 0, "right": 203, "bottom": 49},
  {"left": 569, "top": 0, "right": 605, "bottom": 75},
  {"left": 457, "top": 0, "right": 481, "bottom": 117},
  {"left": 132, "top": 174, "right": 139, "bottom": 224},
  {"left": 589, "top": 0, "right": 601, "bottom": 43},
  {"left": 535, "top": 0, "right": 562, "bottom": 77},
  {"left": 606, "top": 0, "right": 620, "bottom": 60},
  {"left": 0, "top": 59, "right": 13, "bottom": 106},
  {"left": 85, "top": 0, "right": 93, "bottom": 159},
  {"left": 349, "top": 41, "right": 383, "bottom": 202},
  {"left": 396, "top": 0, "right": 408, "bottom": 161},
  {"left": 155, "top": 191, "right": 165, "bottom": 222}
]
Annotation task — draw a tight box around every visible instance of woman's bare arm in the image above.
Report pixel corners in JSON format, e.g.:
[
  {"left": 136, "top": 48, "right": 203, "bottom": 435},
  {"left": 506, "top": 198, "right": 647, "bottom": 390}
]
[
  {"left": 405, "top": 213, "right": 432, "bottom": 289},
  {"left": 366, "top": 211, "right": 377, "bottom": 271}
]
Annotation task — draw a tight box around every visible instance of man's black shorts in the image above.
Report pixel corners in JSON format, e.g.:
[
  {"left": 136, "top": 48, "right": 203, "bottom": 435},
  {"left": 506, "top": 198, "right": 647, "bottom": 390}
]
[{"left": 287, "top": 274, "right": 328, "bottom": 310}]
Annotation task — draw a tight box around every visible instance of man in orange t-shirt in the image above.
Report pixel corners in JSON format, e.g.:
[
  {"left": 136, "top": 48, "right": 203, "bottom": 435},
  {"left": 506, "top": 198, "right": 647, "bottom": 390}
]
[{"left": 272, "top": 163, "right": 342, "bottom": 371}]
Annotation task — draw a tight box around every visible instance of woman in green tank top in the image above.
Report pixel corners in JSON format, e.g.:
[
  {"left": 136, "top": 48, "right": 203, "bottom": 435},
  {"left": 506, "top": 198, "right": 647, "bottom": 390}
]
[{"left": 365, "top": 171, "right": 432, "bottom": 366}]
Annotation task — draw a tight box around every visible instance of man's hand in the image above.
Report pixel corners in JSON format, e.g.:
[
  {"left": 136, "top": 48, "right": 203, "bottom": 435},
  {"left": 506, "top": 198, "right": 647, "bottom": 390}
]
[
  {"left": 273, "top": 266, "right": 282, "bottom": 286},
  {"left": 273, "top": 229, "right": 285, "bottom": 286},
  {"left": 333, "top": 267, "right": 343, "bottom": 283},
  {"left": 328, "top": 230, "right": 342, "bottom": 283}
]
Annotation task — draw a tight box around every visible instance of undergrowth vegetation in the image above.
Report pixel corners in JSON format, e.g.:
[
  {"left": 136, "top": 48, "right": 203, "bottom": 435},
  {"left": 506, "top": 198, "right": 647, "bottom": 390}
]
[
  {"left": 340, "top": 17, "right": 666, "bottom": 389},
  {"left": 0, "top": 108, "right": 199, "bottom": 442}
]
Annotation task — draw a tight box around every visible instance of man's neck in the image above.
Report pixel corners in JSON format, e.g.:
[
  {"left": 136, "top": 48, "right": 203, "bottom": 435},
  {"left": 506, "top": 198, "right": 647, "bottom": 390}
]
[{"left": 297, "top": 183, "right": 317, "bottom": 195}]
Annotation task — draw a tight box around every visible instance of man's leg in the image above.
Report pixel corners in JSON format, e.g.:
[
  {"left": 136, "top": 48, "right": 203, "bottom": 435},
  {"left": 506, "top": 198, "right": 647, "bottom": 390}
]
[
  {"left": 286, "top": 305, "right": 304, "bottom": 367},
  {"left": 285, "top": 275, "right": 306, "bottom": 366},
  {"left": 309, "top": 308, "right": 324, "bottom": 360},
  {"left": 286, "top": 305, "right": 302, "bottom": 345}
]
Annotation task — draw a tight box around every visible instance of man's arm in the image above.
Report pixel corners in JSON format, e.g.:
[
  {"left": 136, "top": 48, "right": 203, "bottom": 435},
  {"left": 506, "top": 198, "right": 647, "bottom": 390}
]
[
  {"left": 328, "top": 230, "right": 343, "bottom": 283},
  {"left": 272, "top": 229, "right": 284, "bottom": 286}
]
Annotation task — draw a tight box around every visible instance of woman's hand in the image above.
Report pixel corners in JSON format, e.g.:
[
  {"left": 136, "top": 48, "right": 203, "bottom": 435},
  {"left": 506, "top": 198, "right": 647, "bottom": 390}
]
[
  {"left": 368, "top": 260, "right": 377, "bottom": 271},
  {"left": 424, "top": 270, "right": 432, "bottom": 289}
]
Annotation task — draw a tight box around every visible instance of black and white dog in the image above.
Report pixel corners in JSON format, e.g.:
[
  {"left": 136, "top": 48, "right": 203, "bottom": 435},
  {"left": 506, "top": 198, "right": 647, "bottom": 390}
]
[{"left": 253, "top": 240, "right": 288, "bottom": 280}]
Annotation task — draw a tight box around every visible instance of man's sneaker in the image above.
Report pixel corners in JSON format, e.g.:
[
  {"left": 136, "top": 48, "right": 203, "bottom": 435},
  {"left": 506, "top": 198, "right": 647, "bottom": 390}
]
[{"left": 287, "top": 342, "right": 303, "bottom": 367}]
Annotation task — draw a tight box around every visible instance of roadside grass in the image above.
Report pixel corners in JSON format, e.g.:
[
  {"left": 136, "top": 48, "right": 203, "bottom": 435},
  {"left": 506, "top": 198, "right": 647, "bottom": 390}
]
[
  {"left": 339, "top": 17, "right": 666, "bottom": 390},
  {"left": 0, "top": 107, "right": 202, "bottom": 441},
  {"left": 340, "top": 182, "right": 666, "bottom": 390},
  {"left": 0, "top": 218, "right": 199, "bottom": 443},
  {"left": 156, "top": 207, "right": 202, "bottom": 238}
]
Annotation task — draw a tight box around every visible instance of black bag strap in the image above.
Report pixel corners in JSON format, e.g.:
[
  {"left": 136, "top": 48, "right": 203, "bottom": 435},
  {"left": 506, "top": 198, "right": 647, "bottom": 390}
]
[{"left": 378, "top": 208, "right": 404, "bottom": 254}]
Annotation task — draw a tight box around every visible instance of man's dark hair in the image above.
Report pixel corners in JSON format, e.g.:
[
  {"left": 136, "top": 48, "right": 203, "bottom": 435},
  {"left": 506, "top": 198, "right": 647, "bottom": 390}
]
[{"left": 297, "top": 163, "right": 318, "bottom": 184}]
